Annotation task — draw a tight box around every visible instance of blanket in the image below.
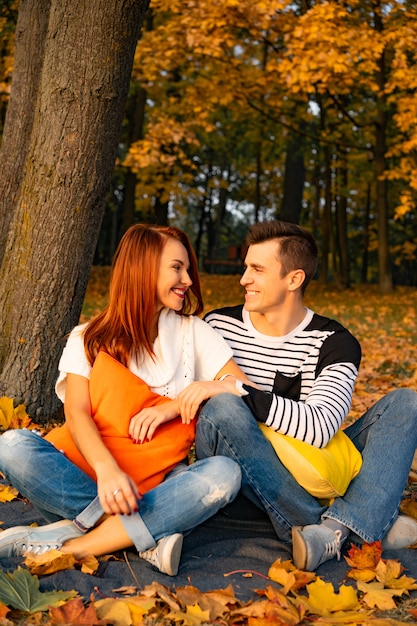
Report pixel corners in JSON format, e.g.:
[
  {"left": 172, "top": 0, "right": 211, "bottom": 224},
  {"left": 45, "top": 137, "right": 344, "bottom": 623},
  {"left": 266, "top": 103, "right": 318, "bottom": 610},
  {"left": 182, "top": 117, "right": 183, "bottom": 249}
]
[{"left": 0, "top": 489, "right": 416, "bottom": 603}]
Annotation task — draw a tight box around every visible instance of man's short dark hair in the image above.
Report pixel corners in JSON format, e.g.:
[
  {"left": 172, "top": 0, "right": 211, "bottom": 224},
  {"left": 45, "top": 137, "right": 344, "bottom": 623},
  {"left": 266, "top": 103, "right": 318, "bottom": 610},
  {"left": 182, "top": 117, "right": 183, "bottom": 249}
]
[{"left": 246, "top": 220, "right": 318, "bottom": 292}]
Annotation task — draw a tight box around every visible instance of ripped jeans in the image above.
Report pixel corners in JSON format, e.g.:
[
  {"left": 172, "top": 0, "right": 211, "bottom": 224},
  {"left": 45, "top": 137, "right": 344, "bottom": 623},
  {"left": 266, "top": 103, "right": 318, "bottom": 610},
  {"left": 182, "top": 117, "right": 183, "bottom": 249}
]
[{"left": 0, "top": 429, "right": 241, "bottom": 552}]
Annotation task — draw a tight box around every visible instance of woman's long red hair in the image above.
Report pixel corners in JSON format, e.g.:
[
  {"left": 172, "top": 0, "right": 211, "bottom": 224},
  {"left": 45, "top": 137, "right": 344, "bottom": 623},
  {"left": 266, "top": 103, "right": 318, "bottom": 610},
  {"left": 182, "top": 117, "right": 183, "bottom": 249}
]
[{"left": 83, "top": 224, "right": 203, "bottom": 366}]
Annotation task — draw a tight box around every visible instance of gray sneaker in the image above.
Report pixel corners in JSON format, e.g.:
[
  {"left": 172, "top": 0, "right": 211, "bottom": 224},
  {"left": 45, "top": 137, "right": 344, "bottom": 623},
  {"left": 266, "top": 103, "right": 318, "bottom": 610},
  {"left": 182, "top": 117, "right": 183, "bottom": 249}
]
[
  {"left": 0, "top": 519, "right": 84, "bottom": 558},
  {"left": 138, "top": 533, "right": 183, "bottom": 576},
  {"left": 292, "top": 525, "right": 345, "bottom": 571},
  {"left": 382, "top": 515, "right": 417, "bottom": 550}
]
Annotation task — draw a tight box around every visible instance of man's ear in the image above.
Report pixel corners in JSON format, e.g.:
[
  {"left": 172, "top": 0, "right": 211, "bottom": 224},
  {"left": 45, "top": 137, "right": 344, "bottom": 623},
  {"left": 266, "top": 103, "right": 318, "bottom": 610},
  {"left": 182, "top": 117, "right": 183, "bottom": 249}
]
[{"left": 288, "top": 269, "right": 305, "bottom": 291}]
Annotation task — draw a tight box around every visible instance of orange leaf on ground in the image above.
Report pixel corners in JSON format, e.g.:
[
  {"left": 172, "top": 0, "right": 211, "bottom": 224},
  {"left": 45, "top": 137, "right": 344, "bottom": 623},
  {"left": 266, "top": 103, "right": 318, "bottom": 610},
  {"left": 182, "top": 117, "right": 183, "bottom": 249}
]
[
  {"left": 345, "top": 541, "right": 383, "bottom": 569},
  {"left": 49, "top": 597, "right": 104, "bottom": 625}
]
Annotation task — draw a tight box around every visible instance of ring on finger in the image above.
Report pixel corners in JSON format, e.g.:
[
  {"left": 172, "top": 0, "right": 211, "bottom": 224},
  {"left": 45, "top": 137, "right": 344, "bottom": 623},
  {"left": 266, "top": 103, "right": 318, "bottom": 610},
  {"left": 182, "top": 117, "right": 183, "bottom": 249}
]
[{"left": 113, "top": 489, "right": 121, "bottom": 496}]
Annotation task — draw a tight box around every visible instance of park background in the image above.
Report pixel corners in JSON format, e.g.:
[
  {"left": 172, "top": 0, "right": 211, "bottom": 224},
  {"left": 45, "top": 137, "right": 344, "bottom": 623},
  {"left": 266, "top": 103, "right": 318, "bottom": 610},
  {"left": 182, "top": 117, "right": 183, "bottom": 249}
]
[{"left": 0, "top": 1, "right": 417, "bottom": 426}]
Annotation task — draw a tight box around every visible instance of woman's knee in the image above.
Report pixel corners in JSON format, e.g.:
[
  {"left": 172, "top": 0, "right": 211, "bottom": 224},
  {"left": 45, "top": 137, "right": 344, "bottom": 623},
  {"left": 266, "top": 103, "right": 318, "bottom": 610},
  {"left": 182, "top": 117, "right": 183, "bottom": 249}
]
[
  {"left": 200, "top": 456, "right": 241, "bottom": 502},
  {"left": 0, "top": 429, "right": 44, "bottom": 474}
]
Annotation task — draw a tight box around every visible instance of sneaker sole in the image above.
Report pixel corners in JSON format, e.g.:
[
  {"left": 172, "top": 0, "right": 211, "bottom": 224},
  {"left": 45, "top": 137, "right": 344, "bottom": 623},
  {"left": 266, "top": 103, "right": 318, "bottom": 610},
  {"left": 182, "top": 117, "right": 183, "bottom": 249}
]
[{"left": 292, "top": 526, "right": 308, "bottom": 570}]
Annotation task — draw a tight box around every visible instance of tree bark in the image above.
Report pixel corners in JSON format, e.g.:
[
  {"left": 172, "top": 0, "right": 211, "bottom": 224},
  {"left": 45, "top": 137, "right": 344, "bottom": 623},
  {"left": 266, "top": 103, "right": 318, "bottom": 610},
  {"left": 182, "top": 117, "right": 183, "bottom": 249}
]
[{"left": 0, "top": 0, "right": 149, "bottom": 421}]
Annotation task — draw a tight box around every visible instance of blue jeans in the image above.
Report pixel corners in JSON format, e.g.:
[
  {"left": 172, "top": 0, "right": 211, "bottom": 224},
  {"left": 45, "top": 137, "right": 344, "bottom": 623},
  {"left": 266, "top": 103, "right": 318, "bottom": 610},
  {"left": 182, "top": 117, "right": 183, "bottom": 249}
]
[
  {"left": 195, "top": 388, "right": 417, "bottom": 544},
  {"left": 0, "top": 429, "right": 241, "bottom": 551}
]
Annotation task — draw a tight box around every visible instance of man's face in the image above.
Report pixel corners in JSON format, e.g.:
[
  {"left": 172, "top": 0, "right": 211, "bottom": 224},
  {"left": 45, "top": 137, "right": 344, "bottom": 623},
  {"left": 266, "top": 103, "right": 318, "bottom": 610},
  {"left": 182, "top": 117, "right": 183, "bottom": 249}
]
[{"left": 240, "top": 240, "right": 289, "bottom": 314}]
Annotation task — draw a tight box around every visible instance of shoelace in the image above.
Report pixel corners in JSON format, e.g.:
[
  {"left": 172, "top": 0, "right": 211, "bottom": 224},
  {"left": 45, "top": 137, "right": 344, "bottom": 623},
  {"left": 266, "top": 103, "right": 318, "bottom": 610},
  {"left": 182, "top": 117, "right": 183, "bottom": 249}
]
[
  {"left": 21, "top": 542, "right": 61, "bottom": 556},
  {"left": 139, "top": 544, "right": 160, "bottom": 567},
  {"left": 323, "top": 529, "right": 343, "bottom": 561}
]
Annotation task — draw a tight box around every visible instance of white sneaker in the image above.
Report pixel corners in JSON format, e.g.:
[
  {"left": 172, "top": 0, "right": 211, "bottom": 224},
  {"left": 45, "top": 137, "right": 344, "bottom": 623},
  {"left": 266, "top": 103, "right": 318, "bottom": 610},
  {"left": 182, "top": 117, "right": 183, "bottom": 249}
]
[
  {"left": 138, "top": 533, "right": 183, "bottom": 576},
  {"left": 382, "top": 515, "right": 417, "bottom": 550},
  {"left": 0, "top": 519, "right": 83, "bottom": 558}
]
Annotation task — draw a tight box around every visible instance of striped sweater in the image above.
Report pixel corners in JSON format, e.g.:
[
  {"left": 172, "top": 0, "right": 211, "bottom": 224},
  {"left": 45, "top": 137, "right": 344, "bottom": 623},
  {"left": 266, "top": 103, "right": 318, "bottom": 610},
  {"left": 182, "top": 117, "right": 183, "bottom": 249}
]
[{"left": 204, "top": 305, "right": 361, "bottom": 448}]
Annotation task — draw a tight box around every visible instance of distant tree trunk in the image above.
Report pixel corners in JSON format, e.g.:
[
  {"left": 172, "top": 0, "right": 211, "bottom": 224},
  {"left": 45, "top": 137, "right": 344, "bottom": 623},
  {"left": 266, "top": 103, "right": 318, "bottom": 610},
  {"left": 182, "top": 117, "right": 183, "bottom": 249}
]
[
  {"left": 361, "top": 181, "right": 371, "bottom": 283},
  {"left": 336, "top": 152, "right": 350, "bottom": 287},
  {"left": 280, "top": 135, "right": 305, "bottom": 224},
  {"left": 0, "top": 0, "right": 149, "bottom": 422},
  {"left": 373, "top": 4, "right": 393, "bottom": 293},
  {"left": 319, "top": 145, "right": 332, "bottom": 283},
  {"left": 122, "top": 86, "right": 147, "bottom": 233}
]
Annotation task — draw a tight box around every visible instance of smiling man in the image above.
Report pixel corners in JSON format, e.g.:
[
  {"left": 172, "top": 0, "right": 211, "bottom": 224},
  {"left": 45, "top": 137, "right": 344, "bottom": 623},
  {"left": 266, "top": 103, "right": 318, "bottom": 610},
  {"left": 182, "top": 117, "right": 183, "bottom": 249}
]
[{"left": 195, "top": 219, "right": 417, "bottom": 572}]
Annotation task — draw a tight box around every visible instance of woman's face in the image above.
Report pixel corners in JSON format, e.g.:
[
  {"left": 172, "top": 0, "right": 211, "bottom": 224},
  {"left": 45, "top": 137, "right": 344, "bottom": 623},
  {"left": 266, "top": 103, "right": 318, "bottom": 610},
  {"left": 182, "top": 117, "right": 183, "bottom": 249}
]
[{"left": 155, "top": 237, "right": 193, "bottom": 312}]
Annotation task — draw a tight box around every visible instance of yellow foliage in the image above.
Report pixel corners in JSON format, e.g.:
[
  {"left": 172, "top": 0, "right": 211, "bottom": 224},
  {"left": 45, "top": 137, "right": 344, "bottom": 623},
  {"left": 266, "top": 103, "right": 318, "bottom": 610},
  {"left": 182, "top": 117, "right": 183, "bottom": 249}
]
[{"left": 0, "top": 396, "right": 31, "bottom": 432}]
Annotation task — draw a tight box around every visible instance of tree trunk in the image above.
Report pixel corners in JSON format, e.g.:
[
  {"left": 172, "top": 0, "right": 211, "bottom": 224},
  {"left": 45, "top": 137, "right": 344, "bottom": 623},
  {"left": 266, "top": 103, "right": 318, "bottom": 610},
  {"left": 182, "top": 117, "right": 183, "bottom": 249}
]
[
  {"left": 280, "top": 135, "right": 305, "bottom": 225},
  {"left": 0, "top": 0, "right": 149, "bottom": 422},
  {"left": 373, "top": 3, "right": 393, "bottom": 293},
  {"left": 0, "top": 1, "right": 50, "bottom": 266}
]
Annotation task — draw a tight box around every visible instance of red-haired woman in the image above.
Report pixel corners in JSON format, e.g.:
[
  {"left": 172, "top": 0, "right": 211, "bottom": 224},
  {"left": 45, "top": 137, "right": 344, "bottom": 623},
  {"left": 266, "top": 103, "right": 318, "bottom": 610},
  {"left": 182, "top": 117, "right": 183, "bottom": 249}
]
[{"left": 0, "top": 224, "right": 252, "bottom": 576}]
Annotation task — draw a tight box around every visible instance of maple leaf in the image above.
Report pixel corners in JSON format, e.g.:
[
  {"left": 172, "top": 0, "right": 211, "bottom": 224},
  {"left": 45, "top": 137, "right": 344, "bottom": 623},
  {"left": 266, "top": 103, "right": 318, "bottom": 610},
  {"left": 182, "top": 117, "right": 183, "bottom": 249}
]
[
  {"left": 95, "top": 596, "right": 156, "bottom": 625},
  {"left": 24, "top": 548, "right": 77, "bottom": 576},
  {"left": 79, "top": 553, "right": 100, "bottom": 575},
  {"left": 175, "top": 584, "right": 238, "bottom": 621},
  {"left": 0, "top": 484, "right": 19, "bottom": 503},
  {"left": 399, "top": 499, "right": 417, "bottom": 523},
  {"left": 304, "top": 578, "right": 360, "bottom": 615},
  {"left": 0, "top": 567, "right": 78, "bottom": 612},
  {"left": 48, "top": 597, "right": 104, "bottom": 625},
  {"left": 345, "top": 541, "right": 383, "bottom": 569},
  {"left": 268, "top": 558, "right": 316, "bottom": 592},
  {"left": 0, "top": 397, "right": 31, "bottom": 431},
  {"left": 356, "top": 580, "right": 407, "bottom": 610}
]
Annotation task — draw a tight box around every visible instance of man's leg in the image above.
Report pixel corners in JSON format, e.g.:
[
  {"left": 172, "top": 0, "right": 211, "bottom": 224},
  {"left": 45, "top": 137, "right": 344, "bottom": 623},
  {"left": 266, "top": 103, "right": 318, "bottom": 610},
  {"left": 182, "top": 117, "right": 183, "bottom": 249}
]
[
  {"left": 196, "top": 393, "right": 326, "bottom": 542},
  {"left": 293, "top": 388, "right": 417, "bottom": 570},
  {"left": 325, "top": 388, "right": 417, "bottom": 541}
]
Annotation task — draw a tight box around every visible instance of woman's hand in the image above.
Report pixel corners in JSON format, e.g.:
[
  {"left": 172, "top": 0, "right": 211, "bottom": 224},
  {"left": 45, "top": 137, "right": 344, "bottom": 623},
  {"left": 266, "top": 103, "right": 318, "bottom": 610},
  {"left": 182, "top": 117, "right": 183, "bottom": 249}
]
[
  {"left": 129, "top": 399, "right": 179, "bottom": 443},
  {"left": 95, "top": 460, "right": 141, "bottom": 516}
]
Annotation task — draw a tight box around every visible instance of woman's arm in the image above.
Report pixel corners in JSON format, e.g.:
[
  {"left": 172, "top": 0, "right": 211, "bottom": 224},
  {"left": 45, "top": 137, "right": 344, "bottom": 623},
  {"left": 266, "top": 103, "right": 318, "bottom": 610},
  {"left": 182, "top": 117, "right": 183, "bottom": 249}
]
[{"left": 64, "top": 373, "right": 140, "bottom": 514}]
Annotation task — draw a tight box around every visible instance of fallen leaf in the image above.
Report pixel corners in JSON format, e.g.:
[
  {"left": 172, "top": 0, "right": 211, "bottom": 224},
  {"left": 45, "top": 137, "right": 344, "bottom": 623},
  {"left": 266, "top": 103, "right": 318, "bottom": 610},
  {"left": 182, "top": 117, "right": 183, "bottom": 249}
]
[
  {"left": 305, "top": 578, "right": 360, "bottom": 615},
  {"left": 268, "top": 558, "right": 316, "bottom": 592},
  {"left": 356, "top": 580, "right": 406, "bottom": 610},
  {"left": 24, "top": 549, "right": 77, "bottom": 575},
  {"left": 0, "top": 567, "right": 78, "bottom": 612},
  {"left": 79, "top": 553, "right": 100, "bottom": 575},
  {"left": 49, "top": 597, "right": 104, "bottom": 625},
  {"left": 345, "top": 541, "right": 383, "bottom": 569},
  {"left": 0, "top": 485, "right": 19, "bottom": 503},
  {"left": 399, "top": 499, "right": 417, "bottom": 521}
]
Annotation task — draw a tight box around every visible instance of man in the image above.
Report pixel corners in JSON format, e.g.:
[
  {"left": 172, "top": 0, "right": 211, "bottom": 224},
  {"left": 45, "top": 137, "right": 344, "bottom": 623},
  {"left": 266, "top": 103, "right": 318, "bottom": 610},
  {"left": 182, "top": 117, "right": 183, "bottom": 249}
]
[{"left": 194, "top": 220, "right": 417, "bottom": 571}]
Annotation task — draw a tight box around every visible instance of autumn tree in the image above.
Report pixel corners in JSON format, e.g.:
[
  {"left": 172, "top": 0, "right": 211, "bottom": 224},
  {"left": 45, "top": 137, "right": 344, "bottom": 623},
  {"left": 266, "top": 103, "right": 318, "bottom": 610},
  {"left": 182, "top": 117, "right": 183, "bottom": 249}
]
[
  {"left": 120, "top": 0, "right": 417, "bottom": 288},
  {"left": 0, "top": 0, "right": 149, "bottom": 421}
]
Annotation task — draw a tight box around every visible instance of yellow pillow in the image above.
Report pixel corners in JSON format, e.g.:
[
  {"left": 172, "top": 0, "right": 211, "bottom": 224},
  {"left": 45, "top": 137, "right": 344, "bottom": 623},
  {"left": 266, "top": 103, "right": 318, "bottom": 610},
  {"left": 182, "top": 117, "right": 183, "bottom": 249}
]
[{"left": 259, "top": 423, "right": 362, "bottom": 500}]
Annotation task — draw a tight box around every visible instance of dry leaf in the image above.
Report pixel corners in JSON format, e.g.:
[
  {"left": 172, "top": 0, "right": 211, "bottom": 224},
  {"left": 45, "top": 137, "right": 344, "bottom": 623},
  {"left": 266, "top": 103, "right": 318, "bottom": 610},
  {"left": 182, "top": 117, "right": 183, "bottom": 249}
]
[
  {"left": 24, "top": 549, "right": 77, "bottom": 576},
  {"left": 49, "top": 597, "right": 103, "bottom": 625},
  {"left": 345, "top": 541, "right": 383, "bottom": 569},
  {"left": 356, "top": 580, "right": 406, "bottom": 610},
  {"left": 305, "top": 578, "right": 360, "bottom": 615},
  {"left": 0, "top": 485, "right": 19, "bottom": 503}
]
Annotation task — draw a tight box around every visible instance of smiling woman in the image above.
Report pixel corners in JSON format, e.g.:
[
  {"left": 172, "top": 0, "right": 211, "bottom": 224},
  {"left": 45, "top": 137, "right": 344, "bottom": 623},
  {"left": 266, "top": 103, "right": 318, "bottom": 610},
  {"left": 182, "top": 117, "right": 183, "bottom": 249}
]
[{"left": 0, "top": 224, "right": 252, "bottom": 576}]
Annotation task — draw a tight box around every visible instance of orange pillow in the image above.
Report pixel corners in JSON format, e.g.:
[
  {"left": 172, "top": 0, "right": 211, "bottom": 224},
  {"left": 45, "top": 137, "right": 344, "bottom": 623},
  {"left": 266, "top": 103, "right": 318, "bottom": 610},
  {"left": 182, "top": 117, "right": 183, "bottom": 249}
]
[{"left": 46, "top": 351, "right": 196, "bottom": 493}]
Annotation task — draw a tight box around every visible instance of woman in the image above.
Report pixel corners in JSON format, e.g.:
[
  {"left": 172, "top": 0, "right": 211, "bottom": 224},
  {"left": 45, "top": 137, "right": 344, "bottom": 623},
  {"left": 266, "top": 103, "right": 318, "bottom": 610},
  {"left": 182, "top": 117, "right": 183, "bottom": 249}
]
[{"left": 0, "top": 224, "right": 251, "bottom": 576}]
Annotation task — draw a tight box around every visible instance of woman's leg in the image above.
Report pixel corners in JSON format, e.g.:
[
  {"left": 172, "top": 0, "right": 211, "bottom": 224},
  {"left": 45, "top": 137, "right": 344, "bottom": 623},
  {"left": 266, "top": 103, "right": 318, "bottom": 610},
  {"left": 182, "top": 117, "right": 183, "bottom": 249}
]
[
  {"left": 62, "top": 456, "right": 241, "bottom": 556},
  {"left": 0, "top": 429, "right": 99, "bottom": 524}
]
